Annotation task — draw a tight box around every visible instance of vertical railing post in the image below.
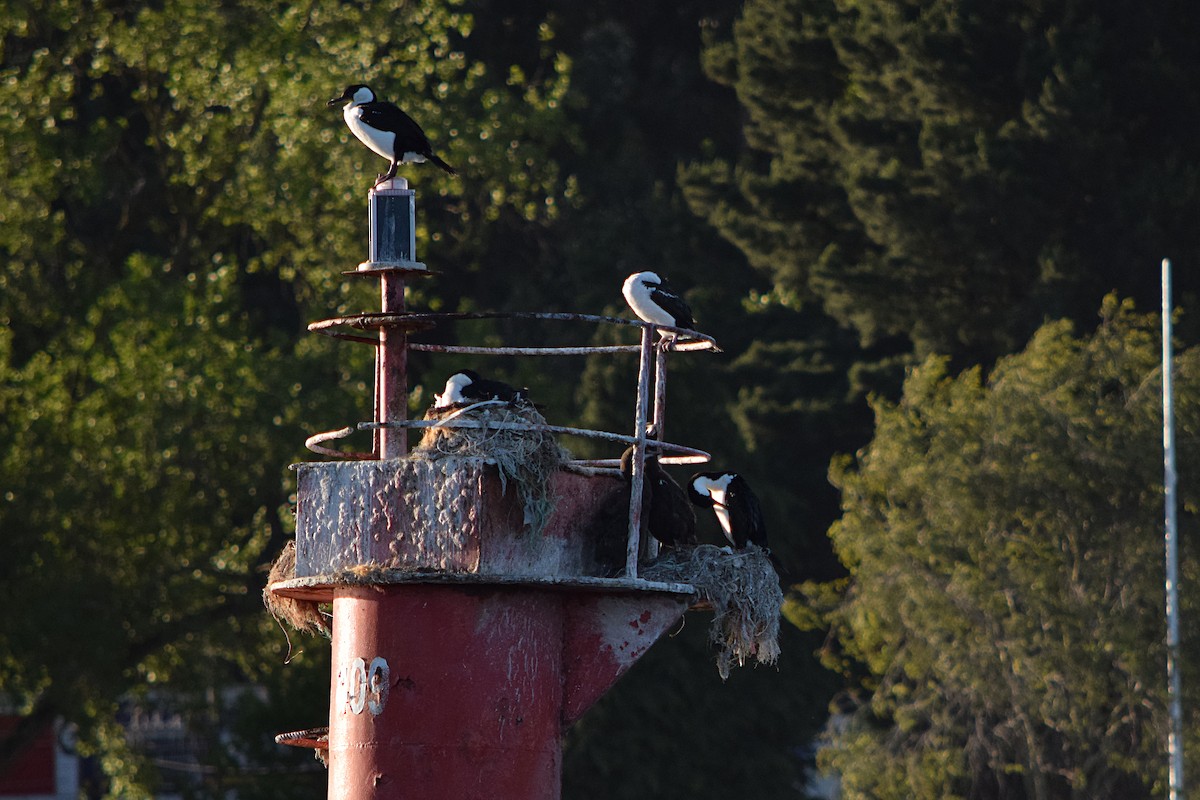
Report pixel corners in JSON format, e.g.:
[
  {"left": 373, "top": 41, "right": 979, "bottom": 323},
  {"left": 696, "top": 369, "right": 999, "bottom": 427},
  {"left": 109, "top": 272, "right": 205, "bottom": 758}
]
[
  {"left": 653, "top": 346, "right": 668, "bottom": 442},
  {"left": 644, "top": 346, "right": 668, "bottom": 560},
  {"left": 626, "top": 325, "right": 655, "bottom": 578}
]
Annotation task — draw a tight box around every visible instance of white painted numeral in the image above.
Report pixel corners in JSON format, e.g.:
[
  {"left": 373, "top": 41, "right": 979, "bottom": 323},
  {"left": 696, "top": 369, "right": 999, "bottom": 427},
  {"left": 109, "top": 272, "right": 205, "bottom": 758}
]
[
  {"left": 344, "top": 656, "right": 390, "bottom": 716},
  {"left": 366, "top": 657, "right": 390, "bottom": 716}
]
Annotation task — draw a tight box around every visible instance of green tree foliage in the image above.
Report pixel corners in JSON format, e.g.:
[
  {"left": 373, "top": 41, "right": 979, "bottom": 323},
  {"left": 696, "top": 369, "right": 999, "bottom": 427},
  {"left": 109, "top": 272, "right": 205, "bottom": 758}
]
[
  {"left": 0, "top": 0, "right": 574, "bottom": 794},
  {"left": 2, "top": 0, "right": 841, "bottom": 796},
  {"left": 681, "top": 2, "right": 1200, "bottom": 796},
  {"left": 683, "top": 0, "right": 1200, "bottom": 362},
  {"left": 0, "top": 257, "right": 343, "bottom": 796},
  {"left": 804, "top": 298, "right": 1200, "bottom": 799}
]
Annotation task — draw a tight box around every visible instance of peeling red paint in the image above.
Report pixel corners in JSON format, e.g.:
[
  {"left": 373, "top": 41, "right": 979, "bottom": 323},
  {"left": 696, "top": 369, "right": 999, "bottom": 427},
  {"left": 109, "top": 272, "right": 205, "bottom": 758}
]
[{"left": 320, "top": 584, "right": 690, "bottom": 798}]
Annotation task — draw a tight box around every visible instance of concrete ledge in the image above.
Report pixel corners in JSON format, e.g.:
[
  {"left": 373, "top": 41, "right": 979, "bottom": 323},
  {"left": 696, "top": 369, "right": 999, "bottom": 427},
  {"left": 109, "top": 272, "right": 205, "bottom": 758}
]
[{"left": 270, "top": 571, "right": 697, "bottom": 603}]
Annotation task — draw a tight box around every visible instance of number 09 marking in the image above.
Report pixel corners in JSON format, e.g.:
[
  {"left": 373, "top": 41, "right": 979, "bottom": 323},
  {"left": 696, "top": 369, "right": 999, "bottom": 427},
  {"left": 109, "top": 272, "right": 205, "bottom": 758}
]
[{"left": 344, "top": 656, "right": 390, "bottom": 716}]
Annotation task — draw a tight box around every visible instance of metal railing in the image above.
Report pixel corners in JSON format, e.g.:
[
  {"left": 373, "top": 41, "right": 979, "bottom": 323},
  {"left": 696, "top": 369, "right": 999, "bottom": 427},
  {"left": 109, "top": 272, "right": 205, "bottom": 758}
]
[{"left": 303, "top": 309, "right": 719, "bottom": 578}]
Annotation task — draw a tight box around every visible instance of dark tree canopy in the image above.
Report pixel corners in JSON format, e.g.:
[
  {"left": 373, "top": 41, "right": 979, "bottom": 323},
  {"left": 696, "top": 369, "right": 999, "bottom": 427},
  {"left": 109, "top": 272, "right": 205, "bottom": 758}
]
[
  {"left": 804, "top": 298, "right": 1200, "bottom": 798},
  {"left": 684, "top": 0, "right": 1200, "bottom": 362},
  {"left": 684, "top": 0, "right": 1200, "bottom": 796}
]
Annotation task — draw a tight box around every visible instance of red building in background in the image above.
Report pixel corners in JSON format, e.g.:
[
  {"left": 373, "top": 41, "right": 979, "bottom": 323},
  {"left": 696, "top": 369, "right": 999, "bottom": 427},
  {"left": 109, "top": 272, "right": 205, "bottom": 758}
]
[{"left": 0, "top": 716, "right": 78, "bottom": 800}]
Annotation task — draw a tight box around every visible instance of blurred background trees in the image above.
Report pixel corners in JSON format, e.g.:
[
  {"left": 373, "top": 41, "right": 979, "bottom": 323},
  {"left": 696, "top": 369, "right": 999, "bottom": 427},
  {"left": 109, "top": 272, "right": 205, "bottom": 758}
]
[
  {"left": 3, "top": 0, "right": 1200, "bottom": 797},
  {"left": 812, "top": 300, "right": 1200, "bottom": 797}
]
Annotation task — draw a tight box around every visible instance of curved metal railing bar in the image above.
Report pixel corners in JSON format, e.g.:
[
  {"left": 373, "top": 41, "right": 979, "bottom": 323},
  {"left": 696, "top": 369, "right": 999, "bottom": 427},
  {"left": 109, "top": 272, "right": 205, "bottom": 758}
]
[
  {"left": 307, "top": 310, "right": 720, "bottom": 353},
  {"left": 303, "top": 417, "right": 712, "bottom": 466},
  {"left": 305, "top": 426, "right": 376, "bottom": 460},
  {"left": 363, "top": 420, "right": 711, "bottom": 460}
]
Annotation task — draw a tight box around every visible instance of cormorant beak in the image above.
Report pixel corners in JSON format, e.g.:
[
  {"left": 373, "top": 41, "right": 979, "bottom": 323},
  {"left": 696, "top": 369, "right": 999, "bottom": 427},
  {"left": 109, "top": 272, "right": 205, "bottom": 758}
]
[{"left": 327, "top": 94, "right": 348, "bottom": 108}]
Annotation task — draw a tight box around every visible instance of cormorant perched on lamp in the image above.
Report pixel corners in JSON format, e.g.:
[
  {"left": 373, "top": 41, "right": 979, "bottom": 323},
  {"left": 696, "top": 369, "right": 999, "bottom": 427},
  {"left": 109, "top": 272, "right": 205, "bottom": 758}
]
[
  {"left": 328, "top": 84, "right": 456, "bottom": 187},
  {"left": 688, "top": 471, "right": 768, "bottom": 551}
]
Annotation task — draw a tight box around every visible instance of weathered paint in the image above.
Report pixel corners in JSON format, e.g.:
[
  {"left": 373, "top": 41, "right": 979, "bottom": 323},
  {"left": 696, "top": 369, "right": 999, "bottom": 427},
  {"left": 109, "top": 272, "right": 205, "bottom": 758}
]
[
  {"left": 376, "top": 329, "right": 406, "bottom": 457},
  {"left": 329, "top": 586, "right": 564, "bottom": 800},
  {"left": 560, "top": 592, "right": 692, "bottom": 725},
  {"left": 625, "top": 325, "right": 654, "bottom": 577},
  {"left": 283, "top": 185, "right": 713, "bottom": 800},
  {"left": 377, "top": 271, "right": 407, "bottom": 459},
  {"left": 294, "top": 460, "right": 634, "bottom": 579},
  {"left": 295, "top": 460, "right": 483, "bottom": 575},
  {"left": 368, "top": 182, "right": 420, "bottom": 459},
  {"left": 326, "top": 583, "right": 691, "bottom": 799}
]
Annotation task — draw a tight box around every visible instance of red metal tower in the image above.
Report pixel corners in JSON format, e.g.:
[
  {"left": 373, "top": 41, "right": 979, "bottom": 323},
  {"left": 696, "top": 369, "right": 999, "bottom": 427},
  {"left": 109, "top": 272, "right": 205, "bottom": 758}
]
[{"left": 268, "top": 179, "right": 718, "bottom": 799}]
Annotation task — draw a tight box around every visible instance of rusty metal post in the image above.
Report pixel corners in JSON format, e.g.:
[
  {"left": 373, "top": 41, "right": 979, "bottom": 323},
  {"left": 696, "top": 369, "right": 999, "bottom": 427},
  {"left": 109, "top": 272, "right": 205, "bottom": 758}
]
[
  {"left": 317, "top": 580, "right": 692, "bottom": 800},
  {"left": 642, "top": 345, "right": 668, "bottom": 560},
  {"left": 377, "top": 275, "right": 407, "bottom": 458},
  {"left": 328, "top": 586, "right": 564, "bottom": 799},
  {"left": 275, "top": 460, "right": 697, "bottom": 800}
]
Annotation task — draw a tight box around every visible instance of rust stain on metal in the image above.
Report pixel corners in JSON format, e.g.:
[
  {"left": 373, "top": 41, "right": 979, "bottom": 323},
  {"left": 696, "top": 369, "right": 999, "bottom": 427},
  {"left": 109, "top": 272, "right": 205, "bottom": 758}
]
[
  {"left": 623, "top": 325, "right": 655, "bottom": 578},
  {"left": 377, "top": 270, "right": 407, "bottom": 459},
  {"left": 275, "top": 727, "right": 329, "bottom": 749},
  {"left": 303, "top": 303, "right": 720, "bottom": 563},
  {"left": 328, "top": 586, "right": 565, "bottom": 800}
]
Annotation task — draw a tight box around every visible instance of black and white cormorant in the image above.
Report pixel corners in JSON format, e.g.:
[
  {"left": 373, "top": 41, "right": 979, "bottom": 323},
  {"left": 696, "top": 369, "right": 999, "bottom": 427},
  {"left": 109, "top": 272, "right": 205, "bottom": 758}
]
[
  {"left": 328, "top": 84, "right": 456, "bottom": 187},
  {"left": 688, "top": 471, "right": 768, "bottom": 550},
  {"left": 621, "top": 271, "right": 697, "bottom": 348},
  {"left": 433, "top": 370, "right": 532, "bottom": 409},
  {"left": 621, "top": 446, "right": 697, "bottom": 548}
]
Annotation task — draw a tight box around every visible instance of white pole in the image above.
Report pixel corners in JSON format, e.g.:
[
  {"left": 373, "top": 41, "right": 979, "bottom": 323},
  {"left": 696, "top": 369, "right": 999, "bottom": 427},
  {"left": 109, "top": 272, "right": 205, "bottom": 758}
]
[{"left": 1163, "top": 257, "right": 1184, "bottom": 800}]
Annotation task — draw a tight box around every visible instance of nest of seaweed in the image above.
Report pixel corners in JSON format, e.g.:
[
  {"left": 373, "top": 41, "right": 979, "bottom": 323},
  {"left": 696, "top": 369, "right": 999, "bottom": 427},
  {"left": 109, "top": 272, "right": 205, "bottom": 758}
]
[
  {"left": 643, "top": 544, "right": 783, "bottom": 680},
  {"left": 412, "top": 400, "right": 570, "bottom": 536},
  {"left": 263, "top": 541, "right": 331, "bottom": 638}
]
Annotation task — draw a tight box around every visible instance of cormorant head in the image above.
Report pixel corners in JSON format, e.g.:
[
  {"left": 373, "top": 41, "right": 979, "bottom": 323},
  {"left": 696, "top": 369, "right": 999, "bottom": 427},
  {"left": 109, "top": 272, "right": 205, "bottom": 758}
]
[
  {"left": 328, "top": 84, "right": 375, "bottom": 108},
  {"left": 689, "top": 472, "right": 735, "bottom": 507}
]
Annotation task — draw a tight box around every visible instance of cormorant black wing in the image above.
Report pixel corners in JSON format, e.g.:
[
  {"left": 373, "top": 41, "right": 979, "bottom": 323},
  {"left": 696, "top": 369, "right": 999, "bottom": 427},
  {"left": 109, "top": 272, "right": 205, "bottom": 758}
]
[
  {"left": 462, "top": 377, "right": 518, "bottom": 403},
  {"left": 727, "top": 477, "right": 767, "bottom": 548},
  {"left": 359, "top": 101, "right": 433, "bottom": 153},
  {"left": 648, "top": 283, "right": 695, "bottom": 330},
  {"left": 650, "top": 467, "right": 697, "bottom": 547}
]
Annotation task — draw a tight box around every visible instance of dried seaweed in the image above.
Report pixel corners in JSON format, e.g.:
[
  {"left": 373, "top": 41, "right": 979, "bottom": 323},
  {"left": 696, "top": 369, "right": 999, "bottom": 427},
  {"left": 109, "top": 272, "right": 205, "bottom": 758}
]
[
  {"left": 644, "top": 544, "right": 782, "bottom": 679},
  {"left": 263, "top": 541, "right": 331, "bottom": 638},
  {"left": 412, "top": 401, "right": 570, "bottom": 536}
]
